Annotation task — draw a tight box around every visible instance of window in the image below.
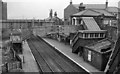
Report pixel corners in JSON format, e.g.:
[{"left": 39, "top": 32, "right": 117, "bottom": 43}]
[
  {"left": 100, "top": 33, "right": 104, "bottom": 38},
  {"left": 103, "top": 20, "right": 109, "bottom": 24},
  {"left": 88, "top": 50, "right": 92, "bottom": 61},
  {"left": 95, "top": 33, "right": 99, "bottom": 38},
  {"left": 90, "top": 33, "right": 94, "bottom": 38},
  {"left": 79, "top": 19, "right": 81, "bottom": 24},
  {"left": 82, "top": 33, "right": 85, "bottom": 38},
  {"left": 72, "top": 19, "right": 75, "bottom": 25},
  {"left": 109, "top": 20, "right": 112, "bottom": 26},
  {"left": 85, "top": 33, "right": 89, "bottom": 38}
]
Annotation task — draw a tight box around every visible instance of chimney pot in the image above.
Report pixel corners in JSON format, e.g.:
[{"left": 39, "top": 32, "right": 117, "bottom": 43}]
[{"left": 70, "top": 0, "right": 72, "bottom": 4}]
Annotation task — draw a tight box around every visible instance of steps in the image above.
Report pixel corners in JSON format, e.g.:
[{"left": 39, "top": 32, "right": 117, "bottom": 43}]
[
  {"left": 72, "top": 38, "right": 80, "bottom": 53},
  {"left": 72, "top": 37, "right": 99, "bottom": 53}
]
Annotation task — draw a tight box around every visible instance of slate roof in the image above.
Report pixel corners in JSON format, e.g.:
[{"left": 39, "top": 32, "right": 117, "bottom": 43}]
[
  {"left": 45, "top": 16, "right": 62, "bottom": 21},
  {"left": 82, "top": 17, "right": 101, "bottom": 30},
  {"left": 106, "top": 7, "right": 120, "bottom": 13},
  {"left": 72, "top": 9, "right": 114, "bottom": 17},
  {"left": 85, "top": 38, "right": 114, "bottom": 53},
  {"left": 73, "top": 4, "right": 106, "bottom": 9},
  {"left": 77, "top": 38, "right": 101, "bottom": 47},
  {"left": 93, "top": 9, "right": 115, "bottom": 17},
  {"left": 72, "top": 9, "right": 102, "bottom": 17}
]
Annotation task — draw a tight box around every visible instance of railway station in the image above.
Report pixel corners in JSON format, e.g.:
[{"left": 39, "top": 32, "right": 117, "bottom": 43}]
[{"left": 1, "top": 0, "right": 120, "bottom": 74}]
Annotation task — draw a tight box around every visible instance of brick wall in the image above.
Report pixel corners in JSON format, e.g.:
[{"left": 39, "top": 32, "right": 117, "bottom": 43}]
[
  {"left": 2, "top": 2, "right": 7, "bottom": 20},
  {"left": 0, "top": 1, "right": 7, "bottom": 20},
  {"left": 64, "top": 4, "right": 79, "bottom": 25}
]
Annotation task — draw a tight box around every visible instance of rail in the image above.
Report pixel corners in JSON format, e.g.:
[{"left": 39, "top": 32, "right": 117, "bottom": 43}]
[{"left": 27, "top": 36, "right": 88, "bottom": 73}]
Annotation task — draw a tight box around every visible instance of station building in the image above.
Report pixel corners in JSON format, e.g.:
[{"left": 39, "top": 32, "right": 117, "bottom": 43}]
[{"left": 64, "top": 1, "right": 107, "bottom": 25}]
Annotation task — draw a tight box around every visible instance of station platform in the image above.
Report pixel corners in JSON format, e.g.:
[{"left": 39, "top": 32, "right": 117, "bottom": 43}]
[
  {"left": 22, "top": 40, "right": 39, "bottom": 72},
  {"left": 42, "top": 38, "right": 102, "bottom": 73}
]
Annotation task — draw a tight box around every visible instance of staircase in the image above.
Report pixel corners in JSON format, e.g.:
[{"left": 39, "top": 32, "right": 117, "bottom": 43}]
[
  {"left": 72, "top": 38, "right": 80, "bottom": 53},
  {"left": 71, "top": 32, "right": 79, "bottom": 46},
  {"left": 71, "top": 31, "right": 80, "bottom": 53},
  {"left": 71, "top": 36, "right": 99, "bottom": 53}
]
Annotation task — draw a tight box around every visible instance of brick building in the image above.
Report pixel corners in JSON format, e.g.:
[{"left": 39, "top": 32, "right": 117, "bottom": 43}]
[
  {"left": 0, "top": 0, "right": 7, "bottom": 38},
  {"left": 64, "top": 1, "right": 118, "bottom": 41},
  {"left": 45, "top": 9, "right": 63, "bottom": 25},
  {"left": 64, "top": 1, "right": 107, "bottom": 25},
  {"left": 0, "top": 0, "right": 7, "bottom": 20}
]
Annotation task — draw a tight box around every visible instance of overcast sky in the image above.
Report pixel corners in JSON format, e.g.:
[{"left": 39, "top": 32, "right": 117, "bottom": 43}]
[{"left": 2, "top": 0, "right": 120, "bottom": 19}]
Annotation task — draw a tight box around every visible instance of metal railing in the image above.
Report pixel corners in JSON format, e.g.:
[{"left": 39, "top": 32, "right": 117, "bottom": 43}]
[{"left": 71, "top": 32, "right": 79, "bottom": 46}]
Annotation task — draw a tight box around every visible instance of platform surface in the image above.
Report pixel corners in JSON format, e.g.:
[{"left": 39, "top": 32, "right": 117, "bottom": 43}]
[
  {"left": 43, "top": 38, "right": 101, "bottom": 73},
  {"left": 22, "top": 41, "right": 39, "bottom": 72}
]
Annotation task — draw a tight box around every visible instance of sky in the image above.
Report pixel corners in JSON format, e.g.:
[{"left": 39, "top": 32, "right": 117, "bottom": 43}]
[{"left": 2, "top": 0, "right": 120, "bottom": 19}]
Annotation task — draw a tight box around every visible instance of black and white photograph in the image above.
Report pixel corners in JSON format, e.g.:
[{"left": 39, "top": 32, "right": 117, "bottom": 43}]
[{"left": 0, "top": 0, "right": 120, "bottom": 74}]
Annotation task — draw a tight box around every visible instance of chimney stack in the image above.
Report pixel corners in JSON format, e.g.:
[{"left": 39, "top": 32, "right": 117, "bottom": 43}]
[
  {"left": 79, "top": 3, "right": 85, "bottom": 11},
  {"left": 54, "top": 12, "right": 57, "bottom": 17},
  {"left": 106, "top": 0, "right": 108, "bottom": 8},
  {"left": 70, "top": 0, "right": 72, "bottom": 5},
  {"left": 49, "top": 9, "right": 53, "bottom": 18}
]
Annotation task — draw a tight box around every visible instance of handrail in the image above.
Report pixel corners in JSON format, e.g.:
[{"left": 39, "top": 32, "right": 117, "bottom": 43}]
[
  {"left": 71, "top": 32, "right": 79, "bottom": 46},
  {"left": 72, "top": 32, "right": 79, "bottom": 42}
]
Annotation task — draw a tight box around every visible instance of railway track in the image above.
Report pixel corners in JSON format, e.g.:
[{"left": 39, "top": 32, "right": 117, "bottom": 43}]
[{"left": 27, "top": 35, "right": 88, "bottom": 73}]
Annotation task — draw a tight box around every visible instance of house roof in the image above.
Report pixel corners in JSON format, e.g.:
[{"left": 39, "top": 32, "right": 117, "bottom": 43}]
[
  {"left": 77, "top": 38, "right": 101, "bottom": 47},
  {"left": 92, "top": 9, "right": 115, "bottom": 17},
  {"left": 73, "top": 4, "right": 106, "bottom": 9},
  {"left": 106, "top": 7, "right": 120, "bottom": 13},
  {"left": 72, "top": 9, "right": 114, "bottom": 17},
  {"left": 72, "top": 9, "right": 102, "bottom": 17},
  {"left": 85, "top": 38, "right": 113, "bottom": 53},
  {"left": 72, "top": 38, "right": 101, "bottom": 53},
  {"left": 45, "top": 16, "right": 62, "bottom": 22}
]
